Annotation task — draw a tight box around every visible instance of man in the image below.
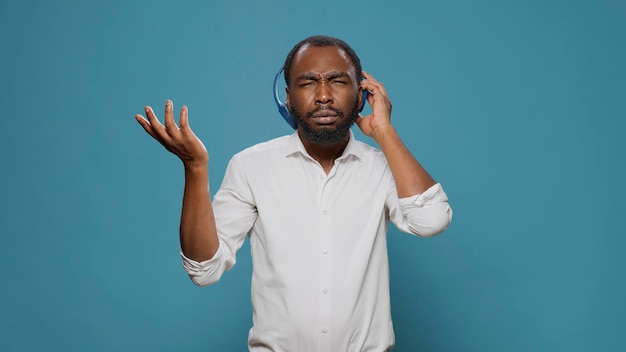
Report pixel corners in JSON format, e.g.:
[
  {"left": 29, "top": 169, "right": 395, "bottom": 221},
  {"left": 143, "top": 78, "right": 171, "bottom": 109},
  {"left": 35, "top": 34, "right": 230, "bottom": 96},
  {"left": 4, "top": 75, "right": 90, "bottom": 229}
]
[{"left": 135, "top": 35, "right": 452, "bottom": 351}]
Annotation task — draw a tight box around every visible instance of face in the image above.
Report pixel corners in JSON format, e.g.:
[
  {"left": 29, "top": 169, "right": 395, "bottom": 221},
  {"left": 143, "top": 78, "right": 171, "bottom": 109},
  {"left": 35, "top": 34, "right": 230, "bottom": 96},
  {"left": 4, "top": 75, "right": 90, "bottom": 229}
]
[{"left": 286, "top": 45, "right": 362, "bottom": 145}]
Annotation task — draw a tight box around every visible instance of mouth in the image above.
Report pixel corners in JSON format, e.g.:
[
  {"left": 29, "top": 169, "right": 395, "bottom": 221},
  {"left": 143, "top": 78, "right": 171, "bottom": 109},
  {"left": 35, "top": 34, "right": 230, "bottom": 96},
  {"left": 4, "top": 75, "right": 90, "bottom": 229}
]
[{"left": 309, "top": 109, "right": 339, "bottom": 125}]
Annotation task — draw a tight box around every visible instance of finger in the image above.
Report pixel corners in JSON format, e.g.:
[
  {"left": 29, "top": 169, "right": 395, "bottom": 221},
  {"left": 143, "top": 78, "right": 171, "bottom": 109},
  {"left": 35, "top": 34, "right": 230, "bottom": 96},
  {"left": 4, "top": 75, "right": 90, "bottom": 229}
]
[
  {"left": 180, "top": 105, "right": 202, "bottom": 137},
  {"left": 362, "top": 84, "right": 383, "bottom": 106},
  {"left": 354, "top": 113, "right": 374, "bottom": 135},
  {"left": 179, "top": 105, "right": 197, "bottom": 140},
  {"left": 163, "top": 100, "right": 174, "bottom": 127},
  {"left": 361, "top": 83, "right": 391, "bottom": 114},
  {"left": 137, "top": 113, "right": 173, "bottom": 148},
  {"left": 361, "top": 80, "right": 388, "bottom": 99},
  {"left": 361, "top": 72, "right": 390, "bottom": 97},
  {"left": 362, "top": 71, "right": 378, "bottom": 82},
  {"left": 135, "top": 114, "right": 160, "bottom": 140},
  {"left": 145, "top": 106, "right": 174, "bottom": 143},
  {"left": 145, "top": 105, "right": 166, "bottom": 130},
  {"left": 361, "top": 72, "right": 378, "bottom": 94},
  {"left": 163, "top": 100, "right": 182, "bottom": 136},
  {"left": 144, "top": 105, "right": 160, "bottom": 126},
  {"left": 179, "top": 105, "right": 190, "bottom": 130},
  {"left": 357, "top": 111, "right": 373, "bottom": 121}
]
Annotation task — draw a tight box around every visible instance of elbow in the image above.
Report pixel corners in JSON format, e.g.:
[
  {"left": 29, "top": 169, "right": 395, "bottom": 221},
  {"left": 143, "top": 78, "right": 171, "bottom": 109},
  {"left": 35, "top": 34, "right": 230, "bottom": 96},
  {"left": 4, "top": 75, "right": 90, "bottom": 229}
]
[
  {"left": 189, "top": 273, "right": 220, "bottom": 287},
  {"left": 181, "top": 241, "right": 234, "bottom": 287},
  {"left": 407, "top": 203, "right": 453, "bottom": 238},
  {"left": 181, "top": 253, "right": 231, "bottom": 287},
  {"left": 185, "top": 261, "right": 229, "bottom": 286},
  {"left": 185, "top": 261, "right": 230, "bottom": 287}
]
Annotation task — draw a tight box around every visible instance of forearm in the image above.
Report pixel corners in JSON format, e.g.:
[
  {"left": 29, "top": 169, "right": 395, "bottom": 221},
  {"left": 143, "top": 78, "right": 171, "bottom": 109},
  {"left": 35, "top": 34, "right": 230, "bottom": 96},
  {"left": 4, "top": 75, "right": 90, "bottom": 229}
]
[
  {"left": 372, "top": 124, "right": 436, "bottom": 198},
  {"left": 179, "top": 164, "right": 219, "bottom": 262}
]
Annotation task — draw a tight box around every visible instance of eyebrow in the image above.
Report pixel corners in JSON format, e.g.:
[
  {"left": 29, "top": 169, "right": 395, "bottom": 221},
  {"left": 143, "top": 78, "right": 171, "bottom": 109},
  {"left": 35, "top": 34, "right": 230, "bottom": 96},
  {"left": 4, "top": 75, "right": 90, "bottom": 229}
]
[{"left": 297, "top": 71, "right": 349, "bottom": 81}]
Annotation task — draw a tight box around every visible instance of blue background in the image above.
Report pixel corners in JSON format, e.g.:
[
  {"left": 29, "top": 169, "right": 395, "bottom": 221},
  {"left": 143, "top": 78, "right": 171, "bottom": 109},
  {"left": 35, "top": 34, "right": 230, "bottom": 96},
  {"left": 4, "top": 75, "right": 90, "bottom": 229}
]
[{"left": 1, "top": 0, "right": 624, "bottom": 351}]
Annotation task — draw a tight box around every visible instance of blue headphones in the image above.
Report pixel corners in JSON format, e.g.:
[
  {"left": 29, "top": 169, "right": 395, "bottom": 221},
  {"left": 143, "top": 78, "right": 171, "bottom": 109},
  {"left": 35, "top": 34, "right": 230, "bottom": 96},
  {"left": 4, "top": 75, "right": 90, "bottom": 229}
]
[
  {"left": 273, "top": 64, "right": 297, "bottom": 129},
  {"left": 273, "top": 65, "right": 368, "bottom": 130}
]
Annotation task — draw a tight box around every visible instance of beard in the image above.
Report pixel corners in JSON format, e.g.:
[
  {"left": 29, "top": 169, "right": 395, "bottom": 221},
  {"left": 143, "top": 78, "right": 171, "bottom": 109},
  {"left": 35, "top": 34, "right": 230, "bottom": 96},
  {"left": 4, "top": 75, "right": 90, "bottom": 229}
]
[{"left": 289, "top": 98, "right": 359, "bottom": 145}]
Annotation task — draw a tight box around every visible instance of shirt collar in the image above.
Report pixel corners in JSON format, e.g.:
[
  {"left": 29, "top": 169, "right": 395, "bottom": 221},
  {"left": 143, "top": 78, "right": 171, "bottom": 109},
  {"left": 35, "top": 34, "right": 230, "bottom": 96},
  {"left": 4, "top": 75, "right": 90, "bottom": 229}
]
[{"left": 285, "top": 130, "right": 364, "bottom": 161}]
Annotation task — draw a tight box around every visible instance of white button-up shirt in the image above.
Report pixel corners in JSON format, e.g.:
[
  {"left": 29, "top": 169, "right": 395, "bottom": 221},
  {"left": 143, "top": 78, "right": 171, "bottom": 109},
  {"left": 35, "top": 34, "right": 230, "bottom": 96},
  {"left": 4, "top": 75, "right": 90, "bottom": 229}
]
[{"left": 182, "top": 131, "right": 452, "bottom": 351}]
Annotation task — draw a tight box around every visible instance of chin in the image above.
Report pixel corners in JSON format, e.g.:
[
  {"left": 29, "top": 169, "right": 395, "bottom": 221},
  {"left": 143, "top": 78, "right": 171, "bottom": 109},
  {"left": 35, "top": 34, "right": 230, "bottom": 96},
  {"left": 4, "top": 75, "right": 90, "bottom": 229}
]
[
  {"left": 290, "top": 102, "right": 358, "bottom": 145},
  {"left": 299, "top": 121, "right": 352, "bottom": 145}
]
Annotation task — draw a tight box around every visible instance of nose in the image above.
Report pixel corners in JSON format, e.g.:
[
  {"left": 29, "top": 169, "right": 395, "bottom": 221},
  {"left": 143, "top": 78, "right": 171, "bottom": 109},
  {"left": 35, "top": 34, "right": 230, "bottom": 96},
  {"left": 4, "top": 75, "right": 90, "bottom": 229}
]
[{"left": 315, "top": 81, "right": 332, "bottom": 105}]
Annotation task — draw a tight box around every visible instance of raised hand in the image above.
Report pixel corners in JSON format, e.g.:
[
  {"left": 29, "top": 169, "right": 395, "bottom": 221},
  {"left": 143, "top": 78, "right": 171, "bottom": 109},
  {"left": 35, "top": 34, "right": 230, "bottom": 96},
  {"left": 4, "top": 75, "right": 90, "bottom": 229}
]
[
  {"left": 135, "top": 100, "right": 208, "bottom": 169},
  {"left": 356, "top": 71, "right": 393, "bottom": 138}
]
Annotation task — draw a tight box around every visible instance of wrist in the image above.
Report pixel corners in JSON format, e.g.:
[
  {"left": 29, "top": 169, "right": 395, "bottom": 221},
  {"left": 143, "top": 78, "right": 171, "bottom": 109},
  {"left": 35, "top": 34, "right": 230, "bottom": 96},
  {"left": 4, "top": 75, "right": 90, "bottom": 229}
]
[
  {"left": 183, "top": 159, "right": 208, "bottom": 174},
  {"left": 371, "top": 123, "right": 396, "bottom": 141}
]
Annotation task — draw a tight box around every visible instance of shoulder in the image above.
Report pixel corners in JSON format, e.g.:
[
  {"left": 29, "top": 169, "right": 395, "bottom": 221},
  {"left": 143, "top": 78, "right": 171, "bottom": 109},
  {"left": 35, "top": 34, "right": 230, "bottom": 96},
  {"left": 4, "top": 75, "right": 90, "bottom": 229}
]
[
  {"left": 350, "top": 138, "right": 387, "bottom": 165},
  {"left": 231, "top": 135, "right": 291, "bottom": 164}
]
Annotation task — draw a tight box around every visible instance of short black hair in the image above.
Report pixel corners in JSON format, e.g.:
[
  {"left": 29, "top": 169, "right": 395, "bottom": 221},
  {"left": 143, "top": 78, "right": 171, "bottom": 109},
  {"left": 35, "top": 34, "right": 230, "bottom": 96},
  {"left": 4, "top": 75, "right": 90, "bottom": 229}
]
[{"left": 283, "top": 35, "right": 362, "bottom": 87}]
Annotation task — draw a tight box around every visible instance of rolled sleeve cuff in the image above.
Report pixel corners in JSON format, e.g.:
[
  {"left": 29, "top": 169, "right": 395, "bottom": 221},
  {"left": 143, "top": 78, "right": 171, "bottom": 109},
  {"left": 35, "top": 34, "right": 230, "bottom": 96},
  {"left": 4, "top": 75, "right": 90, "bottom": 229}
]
[
  {"left": 180, "top": 242, "right": 229, "bottom": 286},
  {"left": 397, "top": 183, "right": 452, "bottom": 237},
  {"left": 399, "top": 183, "right": 448, "bottom": 208}
]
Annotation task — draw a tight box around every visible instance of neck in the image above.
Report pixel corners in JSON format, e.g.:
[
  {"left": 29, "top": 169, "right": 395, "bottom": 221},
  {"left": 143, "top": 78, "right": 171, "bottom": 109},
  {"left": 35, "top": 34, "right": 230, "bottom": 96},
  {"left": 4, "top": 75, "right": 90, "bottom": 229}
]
[{"left": 298, "top": 130, "right": 349, "bottom": 174}]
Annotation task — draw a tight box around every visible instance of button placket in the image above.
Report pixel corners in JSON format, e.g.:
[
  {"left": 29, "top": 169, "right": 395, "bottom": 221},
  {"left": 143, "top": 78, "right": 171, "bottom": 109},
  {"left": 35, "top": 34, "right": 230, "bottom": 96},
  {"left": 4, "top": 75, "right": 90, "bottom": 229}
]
[{"left": 318, "top": 177, "right": 332, "bottom": 350}]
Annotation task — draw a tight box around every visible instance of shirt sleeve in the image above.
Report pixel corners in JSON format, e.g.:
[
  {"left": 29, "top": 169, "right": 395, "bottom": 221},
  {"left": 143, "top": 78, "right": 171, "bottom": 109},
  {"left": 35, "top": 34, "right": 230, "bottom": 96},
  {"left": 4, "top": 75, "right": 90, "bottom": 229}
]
[
  {"left": 388, "top": 182, "right": 453, "bottom": 237},
  {"left": 181, "top": 154, "right": 258, "bottom": 286}
]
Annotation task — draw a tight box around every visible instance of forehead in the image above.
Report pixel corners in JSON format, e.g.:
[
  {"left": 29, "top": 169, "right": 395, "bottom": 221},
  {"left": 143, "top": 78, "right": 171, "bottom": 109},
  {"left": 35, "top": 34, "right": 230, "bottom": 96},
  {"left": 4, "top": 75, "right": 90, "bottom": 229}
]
[{"left": 290, "top": 45, "right": 356, "bottom": 78}]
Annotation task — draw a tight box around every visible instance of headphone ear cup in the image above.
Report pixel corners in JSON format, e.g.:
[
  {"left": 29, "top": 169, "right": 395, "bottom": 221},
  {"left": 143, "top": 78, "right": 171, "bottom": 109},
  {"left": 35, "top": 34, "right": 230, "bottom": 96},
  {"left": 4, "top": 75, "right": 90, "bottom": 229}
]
[
  {"left": 359, "top": 90, "right": 368, "bottom": 112},
  {"left": 274, "top": 65, "right": 297, "bottom": 130},
  {"left": 279, "top": 103, "right": 297, "bottom": 129}
]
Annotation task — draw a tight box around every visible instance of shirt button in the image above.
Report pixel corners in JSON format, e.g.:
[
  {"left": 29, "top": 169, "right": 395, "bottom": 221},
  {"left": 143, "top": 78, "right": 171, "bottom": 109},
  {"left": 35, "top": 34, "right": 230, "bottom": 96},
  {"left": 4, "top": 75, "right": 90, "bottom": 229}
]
[
  {"left": 323, "top": 249, "right": 329, "bottom": 254},
  {"left": 319, "top": 174, "right": 324, "bottom": 179},
  {"left": 322, "top": 288, "right": 328, "bottom": 294},
  {"left": 322, "top": 210, "right": 328, "bottom": 215},
  {"left": 321, "top": 327, "right": 328, "bottom": 333}
]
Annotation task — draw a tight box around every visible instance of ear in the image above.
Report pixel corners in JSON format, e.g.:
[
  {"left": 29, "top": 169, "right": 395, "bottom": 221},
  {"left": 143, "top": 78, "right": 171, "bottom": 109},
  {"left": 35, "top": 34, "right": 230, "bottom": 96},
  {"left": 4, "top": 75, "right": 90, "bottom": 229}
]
[{"left": 285, "top": 87, "right": 291, "bottom": 107}]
